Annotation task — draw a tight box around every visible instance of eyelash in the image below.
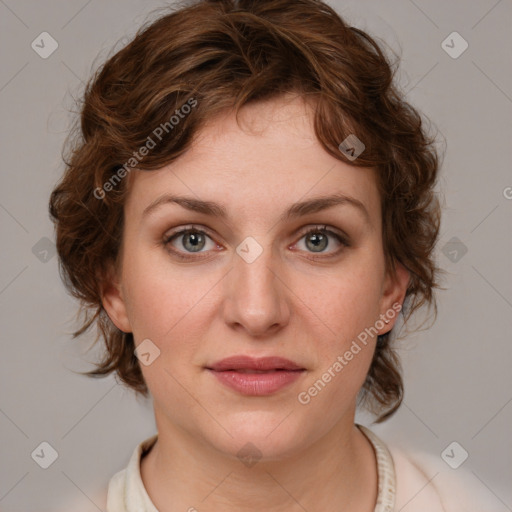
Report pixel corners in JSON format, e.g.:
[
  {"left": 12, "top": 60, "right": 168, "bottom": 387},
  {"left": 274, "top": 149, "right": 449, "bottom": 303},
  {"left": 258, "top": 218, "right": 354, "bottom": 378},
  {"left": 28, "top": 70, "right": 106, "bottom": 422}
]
[{"left": 162, "top": 224, "right": 350, "bottom": 261}]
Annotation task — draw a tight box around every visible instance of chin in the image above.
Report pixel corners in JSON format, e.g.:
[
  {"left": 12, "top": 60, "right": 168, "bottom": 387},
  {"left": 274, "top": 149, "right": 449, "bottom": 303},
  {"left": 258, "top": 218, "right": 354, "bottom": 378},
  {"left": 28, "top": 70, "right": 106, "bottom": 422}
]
[{"left": 203, "top": 410, "right": 313, "bottom": 463}]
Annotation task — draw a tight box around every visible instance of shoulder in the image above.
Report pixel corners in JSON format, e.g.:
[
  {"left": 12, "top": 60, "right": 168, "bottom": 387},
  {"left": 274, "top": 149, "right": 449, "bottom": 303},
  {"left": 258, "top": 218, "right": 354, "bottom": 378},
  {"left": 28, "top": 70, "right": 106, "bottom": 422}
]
[
  {"left": 388, "top": 443, "right": 502, "bottom": 511},
  {"left": 55, "top": 435, "right": 157, "bottom": 512},
  {"left": 105, "top": 467, "right": 128, "bottom": 511},
  {"left": 106, "top": 434, "right": 159, "bottom": 511}
]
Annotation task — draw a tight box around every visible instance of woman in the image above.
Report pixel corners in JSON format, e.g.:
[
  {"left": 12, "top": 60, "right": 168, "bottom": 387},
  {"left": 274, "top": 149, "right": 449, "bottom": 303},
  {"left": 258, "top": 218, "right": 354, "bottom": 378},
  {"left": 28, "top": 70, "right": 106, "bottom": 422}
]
[{"left": 49, "top": 0, "right": 497, "bottom": 510}]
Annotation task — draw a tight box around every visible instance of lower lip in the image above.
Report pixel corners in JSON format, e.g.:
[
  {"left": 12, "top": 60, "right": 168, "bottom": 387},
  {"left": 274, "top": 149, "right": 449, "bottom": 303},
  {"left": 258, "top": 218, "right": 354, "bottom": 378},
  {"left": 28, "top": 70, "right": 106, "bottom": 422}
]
[{"left": 207, "top": 369, "right": 305, "bottom": 396}]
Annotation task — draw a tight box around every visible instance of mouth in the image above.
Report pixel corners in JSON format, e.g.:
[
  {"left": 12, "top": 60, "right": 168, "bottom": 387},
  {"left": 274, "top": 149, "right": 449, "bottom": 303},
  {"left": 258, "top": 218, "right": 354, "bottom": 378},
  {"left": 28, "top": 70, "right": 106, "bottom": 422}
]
[
  {"left": 206, "top": 355, "right": 305, "bottom": 372},
  {"left": 205, "top": 356, "right": 306, "bottom": 396},
  {"left": 215, "top": 369, "right": 303, "bottom": 373}
]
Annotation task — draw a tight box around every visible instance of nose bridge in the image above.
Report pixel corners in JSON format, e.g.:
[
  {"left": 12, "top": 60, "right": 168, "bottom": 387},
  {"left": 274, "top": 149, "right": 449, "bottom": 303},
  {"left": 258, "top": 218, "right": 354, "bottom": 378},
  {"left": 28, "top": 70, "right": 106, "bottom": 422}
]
[
  {"left": 236, "top": 236, "right": 275, "bottom": 292},
  {"left": 224, "top": 235, "right": 289, "bottom": 335}
]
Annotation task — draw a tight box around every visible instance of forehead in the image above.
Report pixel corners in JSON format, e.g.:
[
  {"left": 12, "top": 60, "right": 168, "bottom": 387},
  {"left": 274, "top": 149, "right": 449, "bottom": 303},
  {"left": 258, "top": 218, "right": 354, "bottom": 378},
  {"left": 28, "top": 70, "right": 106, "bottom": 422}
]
[{"left": 124, "top": 95, "right": 380, "bottom": 226}]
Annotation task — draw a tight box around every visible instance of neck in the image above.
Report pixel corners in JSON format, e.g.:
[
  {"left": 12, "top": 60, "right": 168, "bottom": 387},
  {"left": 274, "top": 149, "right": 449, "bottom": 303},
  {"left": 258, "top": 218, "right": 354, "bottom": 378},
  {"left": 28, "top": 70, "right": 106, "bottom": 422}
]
[{"left": 141, "top": 414, "right": 378, "bottom": 512}]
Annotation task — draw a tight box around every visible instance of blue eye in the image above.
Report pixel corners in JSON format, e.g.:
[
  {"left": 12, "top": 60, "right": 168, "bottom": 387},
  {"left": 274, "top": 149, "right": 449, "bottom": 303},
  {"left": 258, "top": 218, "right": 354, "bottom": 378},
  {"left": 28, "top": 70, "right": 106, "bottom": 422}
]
[
  {"left": 163, "top": 224, "right": 350, "bottom": 260},
  {"left": 293, "top": 225, "right": 350, "bottom": 258},
  {"left": 163, "top": 227, "right": 218, "bottom": 259}
]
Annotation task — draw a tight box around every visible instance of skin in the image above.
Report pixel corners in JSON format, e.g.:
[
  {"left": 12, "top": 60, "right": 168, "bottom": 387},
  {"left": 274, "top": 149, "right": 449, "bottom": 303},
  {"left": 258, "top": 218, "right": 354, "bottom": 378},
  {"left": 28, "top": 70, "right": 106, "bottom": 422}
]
[{"left": 102, "top": 94, "right": 410, "bottom": 512}]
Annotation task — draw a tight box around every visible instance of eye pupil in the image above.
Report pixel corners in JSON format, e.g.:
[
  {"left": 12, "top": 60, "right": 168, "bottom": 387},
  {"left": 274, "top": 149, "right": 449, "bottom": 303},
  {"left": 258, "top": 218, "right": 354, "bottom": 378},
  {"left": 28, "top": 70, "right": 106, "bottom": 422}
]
[
  {"left": 183, "top": 231, "right": 205, "bottom": 252},
  {"left": 306, "top": 232, "right": 328, "bottom": 252}
]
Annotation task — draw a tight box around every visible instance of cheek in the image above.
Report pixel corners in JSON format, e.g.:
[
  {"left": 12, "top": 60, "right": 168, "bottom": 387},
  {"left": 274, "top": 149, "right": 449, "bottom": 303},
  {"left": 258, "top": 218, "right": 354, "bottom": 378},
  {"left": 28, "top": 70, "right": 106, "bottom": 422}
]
[
  {"left": 121, "top": 253, "right": 189, "bottom": 341},
  {"left": 121, "top": 237, "right": 197, "bottom": 322},
  {"left": 296, "top": 257, "right": 383, "bottom": 405},
  {"left": 299, "top": 293, "right": 378, "bottom": 417},
  {"left": 307, "top": 264, "right": 383, "bottom": 346}
]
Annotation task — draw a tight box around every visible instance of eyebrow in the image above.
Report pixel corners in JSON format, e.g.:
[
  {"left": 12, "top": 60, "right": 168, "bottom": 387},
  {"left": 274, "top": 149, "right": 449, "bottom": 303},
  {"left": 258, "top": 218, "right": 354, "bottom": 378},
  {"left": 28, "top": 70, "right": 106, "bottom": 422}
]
[{"left": 142, "top": 192, "right": 371, "bottom": 225}]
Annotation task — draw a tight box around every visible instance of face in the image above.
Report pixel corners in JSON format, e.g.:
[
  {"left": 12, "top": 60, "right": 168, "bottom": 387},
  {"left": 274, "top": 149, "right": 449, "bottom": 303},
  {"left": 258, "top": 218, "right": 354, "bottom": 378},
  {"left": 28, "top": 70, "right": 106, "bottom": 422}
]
[{"left": 102, "top": 95, "right": 409, "bottom": 459}]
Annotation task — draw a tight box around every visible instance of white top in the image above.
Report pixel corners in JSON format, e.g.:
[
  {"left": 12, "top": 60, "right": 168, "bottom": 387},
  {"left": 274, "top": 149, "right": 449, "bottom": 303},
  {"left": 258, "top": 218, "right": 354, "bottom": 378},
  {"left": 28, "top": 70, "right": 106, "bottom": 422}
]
[{"left": 105, "top": 424, "right": 502, "bottom": 511}]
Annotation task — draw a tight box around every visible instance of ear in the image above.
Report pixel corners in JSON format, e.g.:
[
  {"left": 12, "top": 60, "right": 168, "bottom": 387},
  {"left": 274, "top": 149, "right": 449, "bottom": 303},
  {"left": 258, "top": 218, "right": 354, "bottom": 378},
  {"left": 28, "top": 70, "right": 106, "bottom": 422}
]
[
  {"left": 377, "top": 260, "right": 410, "bottom": 335},
  {"left": 100, "top": 261, "right": 132, "bottom": 333}
]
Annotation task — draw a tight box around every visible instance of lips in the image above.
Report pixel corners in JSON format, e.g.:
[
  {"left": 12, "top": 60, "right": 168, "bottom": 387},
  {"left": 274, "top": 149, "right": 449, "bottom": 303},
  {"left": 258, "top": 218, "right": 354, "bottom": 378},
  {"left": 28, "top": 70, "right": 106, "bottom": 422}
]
[
  {"left": 206, "top": 355, "right": 305, "bottom": 372},
  {"left": 206, "top": 356, "right": 306, "bottom": 396}
]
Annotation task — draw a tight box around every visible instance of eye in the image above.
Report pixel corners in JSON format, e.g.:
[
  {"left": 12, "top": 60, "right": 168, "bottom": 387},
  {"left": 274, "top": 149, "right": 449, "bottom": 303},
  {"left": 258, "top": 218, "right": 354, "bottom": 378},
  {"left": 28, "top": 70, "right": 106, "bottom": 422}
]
[
  {"left": 162, "top": 224, "right": 350, "bottom": 261},
  {"left": 293, "top": 225, "right": 350, "bottom": 258},
  {"left": 163, "top": 226, "right": 219, "bottom": 259}
]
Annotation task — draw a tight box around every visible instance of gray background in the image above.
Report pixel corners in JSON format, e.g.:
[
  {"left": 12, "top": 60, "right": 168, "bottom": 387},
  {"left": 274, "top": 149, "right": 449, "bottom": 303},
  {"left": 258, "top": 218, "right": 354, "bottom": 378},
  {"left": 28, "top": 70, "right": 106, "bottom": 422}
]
[{"left": 0, "top": 0, "right": 511, "bottom": 510}]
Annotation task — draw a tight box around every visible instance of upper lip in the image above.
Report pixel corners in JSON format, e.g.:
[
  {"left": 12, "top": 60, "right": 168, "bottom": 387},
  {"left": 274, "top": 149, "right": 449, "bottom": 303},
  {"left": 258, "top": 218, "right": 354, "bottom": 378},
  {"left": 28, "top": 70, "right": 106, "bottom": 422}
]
[{"left": 207, "top": 356, "right": 305, "bottom": 372}]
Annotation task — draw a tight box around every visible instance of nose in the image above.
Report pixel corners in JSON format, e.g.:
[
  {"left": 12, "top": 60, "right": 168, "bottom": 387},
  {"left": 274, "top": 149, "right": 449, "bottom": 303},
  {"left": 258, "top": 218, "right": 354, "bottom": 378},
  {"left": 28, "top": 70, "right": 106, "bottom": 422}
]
[{"left": 221, "top": 239, "right": 291, "bottom": 338}]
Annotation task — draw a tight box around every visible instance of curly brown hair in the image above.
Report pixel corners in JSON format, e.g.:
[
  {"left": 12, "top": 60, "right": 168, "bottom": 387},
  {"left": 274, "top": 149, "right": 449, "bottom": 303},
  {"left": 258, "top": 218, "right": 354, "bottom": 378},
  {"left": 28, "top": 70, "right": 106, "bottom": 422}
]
[{"left": 49, "top": 0, "right": 444, "bottom": 423}]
